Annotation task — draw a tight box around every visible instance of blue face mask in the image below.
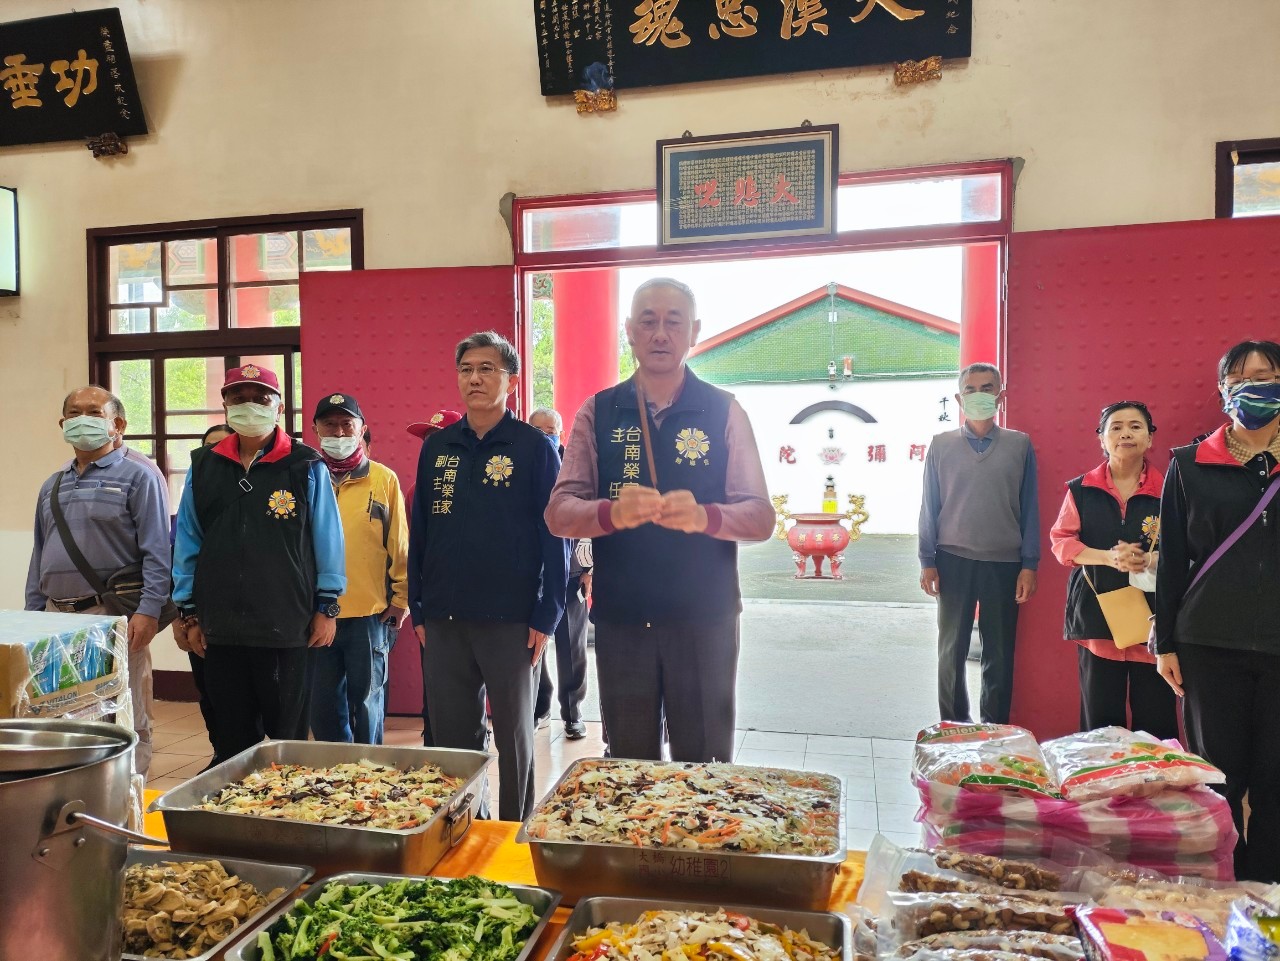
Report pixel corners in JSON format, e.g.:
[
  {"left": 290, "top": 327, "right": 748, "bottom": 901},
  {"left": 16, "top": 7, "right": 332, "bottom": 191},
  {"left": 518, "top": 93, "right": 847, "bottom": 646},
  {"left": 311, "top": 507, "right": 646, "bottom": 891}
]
[
  {"left": 548, "top": 433, "right": 561, "bottom": 448},
  {"left": 62, "top": 415, "right": 115, "bottom": 451},
  {"left": 1222, "top": 380, "right": 1280, "bottom": 431}
]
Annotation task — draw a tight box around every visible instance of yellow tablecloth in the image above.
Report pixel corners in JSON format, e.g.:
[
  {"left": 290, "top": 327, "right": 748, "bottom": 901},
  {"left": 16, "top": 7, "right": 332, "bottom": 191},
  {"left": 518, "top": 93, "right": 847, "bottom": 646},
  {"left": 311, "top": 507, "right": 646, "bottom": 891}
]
[{"left": 142, "top": 790, "right": 865, "bottom": 960}]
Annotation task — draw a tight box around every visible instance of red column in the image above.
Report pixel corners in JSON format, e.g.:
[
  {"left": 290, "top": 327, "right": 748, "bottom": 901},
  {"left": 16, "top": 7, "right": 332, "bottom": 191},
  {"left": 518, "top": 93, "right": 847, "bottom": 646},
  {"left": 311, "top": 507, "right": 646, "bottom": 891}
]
[
  {"left": 553, "top": 267, "right": 619, "bottom": 437},
  {"left": 960, "top": 242, "right": 1000, "bottom": 370}
]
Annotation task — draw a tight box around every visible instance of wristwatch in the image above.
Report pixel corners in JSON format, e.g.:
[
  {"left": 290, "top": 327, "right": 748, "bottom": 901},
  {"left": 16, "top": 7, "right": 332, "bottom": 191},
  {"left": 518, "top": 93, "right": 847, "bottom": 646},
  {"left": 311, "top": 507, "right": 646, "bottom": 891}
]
[{"left": 316, "top": 599, "right": 341, "bottom": 618}]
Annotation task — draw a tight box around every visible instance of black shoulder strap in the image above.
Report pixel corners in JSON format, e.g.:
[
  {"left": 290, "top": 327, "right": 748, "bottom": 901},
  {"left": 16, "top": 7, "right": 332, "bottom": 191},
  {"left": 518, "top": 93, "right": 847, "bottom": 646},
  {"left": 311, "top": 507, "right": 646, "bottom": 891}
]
[{"left": 49, "top": 474, "right": 110, "bottom": 596}]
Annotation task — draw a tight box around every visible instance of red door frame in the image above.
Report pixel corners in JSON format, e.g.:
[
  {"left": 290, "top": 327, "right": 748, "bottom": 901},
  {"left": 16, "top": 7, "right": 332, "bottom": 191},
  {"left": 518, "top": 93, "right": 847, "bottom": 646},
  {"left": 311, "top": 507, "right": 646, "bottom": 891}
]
[{"left": 509, "top": 159, "right": 1015, "bottom": 413}]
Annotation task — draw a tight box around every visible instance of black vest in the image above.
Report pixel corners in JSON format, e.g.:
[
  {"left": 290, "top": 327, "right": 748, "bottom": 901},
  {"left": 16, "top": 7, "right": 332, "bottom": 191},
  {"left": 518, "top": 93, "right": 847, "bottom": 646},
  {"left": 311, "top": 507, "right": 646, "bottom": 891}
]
[
  {"left": 1063, "top": 477, "right": 1159, "bottom": 641},
  {"left": 592, "top": 372, "right": 739, "bottom": 626},
  {"left": 191, "top": 436, "right": 320, "bottom": 647}
]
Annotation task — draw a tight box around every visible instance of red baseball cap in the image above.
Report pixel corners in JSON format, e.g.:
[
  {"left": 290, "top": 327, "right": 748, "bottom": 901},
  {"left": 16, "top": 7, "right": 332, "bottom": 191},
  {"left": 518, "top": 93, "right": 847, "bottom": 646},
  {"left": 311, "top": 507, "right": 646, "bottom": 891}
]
[
  {"left": 222, "top": 363, "right": 281, "bottom": 396},
  {"left": 406, "top": 409, "right": 462, "bottom": 439}
]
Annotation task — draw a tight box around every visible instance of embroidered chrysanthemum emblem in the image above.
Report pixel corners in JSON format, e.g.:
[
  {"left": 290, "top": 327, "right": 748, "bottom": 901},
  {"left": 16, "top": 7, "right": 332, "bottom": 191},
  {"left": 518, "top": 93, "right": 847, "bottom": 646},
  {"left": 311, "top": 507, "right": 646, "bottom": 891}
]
[
  {"left": 267, "top": 489, "right": 298, "bottom": 519},
  {"left": 675, "top": 427, "right": 710, "bottom": 464},
  {"left": 484, "top": 455, "right": 514, "bottom": 487}
]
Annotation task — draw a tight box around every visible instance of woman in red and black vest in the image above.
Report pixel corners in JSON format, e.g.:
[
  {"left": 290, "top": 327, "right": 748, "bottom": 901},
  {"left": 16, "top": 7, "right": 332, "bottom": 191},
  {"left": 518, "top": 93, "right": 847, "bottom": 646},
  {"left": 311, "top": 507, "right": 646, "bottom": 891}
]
[{"left": 1050, "top": 401, "right": 1176, "bottom": 740}]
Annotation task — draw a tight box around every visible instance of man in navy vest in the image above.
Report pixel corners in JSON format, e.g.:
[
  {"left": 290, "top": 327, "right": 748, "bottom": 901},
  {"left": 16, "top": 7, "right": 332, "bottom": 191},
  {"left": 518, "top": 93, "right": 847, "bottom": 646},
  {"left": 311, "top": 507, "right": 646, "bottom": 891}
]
[
  {"left": 173, "top": 364, "right": 346, "bottom": 762},
  {"left": 547, "top": 278, "right": 774, "bottom": 763}
]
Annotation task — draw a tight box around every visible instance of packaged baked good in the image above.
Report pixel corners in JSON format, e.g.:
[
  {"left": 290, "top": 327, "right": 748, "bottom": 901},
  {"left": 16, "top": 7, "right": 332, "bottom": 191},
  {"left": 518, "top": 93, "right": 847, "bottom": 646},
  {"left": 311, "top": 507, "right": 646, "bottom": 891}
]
[
  {"left": 896, "top": 930, "right": 1085, "bottom": 960},
  {"left": 1070, "top": 905, "right": 1226, "bottom": 961},
  {"left": 1087, "top": 876, "right": 1269, "bottom": 939},
  {"left": 915, "top": 723, "right": 1059, "bottom": 799},
  {"left": 1040, "top": 727, "right": 1224, "bottom": 802}
]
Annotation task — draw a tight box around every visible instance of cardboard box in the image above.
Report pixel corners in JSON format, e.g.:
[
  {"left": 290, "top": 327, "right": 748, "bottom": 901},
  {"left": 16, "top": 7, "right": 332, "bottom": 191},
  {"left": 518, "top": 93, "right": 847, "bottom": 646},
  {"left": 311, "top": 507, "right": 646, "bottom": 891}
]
[{"left": 0, "top": 610, "right": 127, "bottom": 718}]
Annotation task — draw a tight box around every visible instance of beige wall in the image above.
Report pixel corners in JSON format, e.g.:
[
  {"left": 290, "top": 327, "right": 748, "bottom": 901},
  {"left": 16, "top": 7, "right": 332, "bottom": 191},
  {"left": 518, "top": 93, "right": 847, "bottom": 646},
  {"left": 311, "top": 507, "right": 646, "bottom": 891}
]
[{"left": 3, "top": 0, "right": 1279, "bottom": 627}]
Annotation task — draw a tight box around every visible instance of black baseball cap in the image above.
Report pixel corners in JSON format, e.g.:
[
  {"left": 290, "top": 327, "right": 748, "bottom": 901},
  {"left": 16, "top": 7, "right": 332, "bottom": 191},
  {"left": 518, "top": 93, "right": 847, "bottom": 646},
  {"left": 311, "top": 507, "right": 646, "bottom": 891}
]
[{"left": 314, "top": 392, "right": 365, "bottom": 421}]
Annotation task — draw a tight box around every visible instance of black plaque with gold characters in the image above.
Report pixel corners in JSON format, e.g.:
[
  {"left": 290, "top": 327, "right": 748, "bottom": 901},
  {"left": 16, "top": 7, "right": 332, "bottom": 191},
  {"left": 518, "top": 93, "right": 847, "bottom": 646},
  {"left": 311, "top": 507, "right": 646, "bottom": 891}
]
[
  {"left": 534, "top": 0, "right": 970, "bottom": 97},
  {"left": 0, "top": 7, "right": 147, "bottom": 148}
]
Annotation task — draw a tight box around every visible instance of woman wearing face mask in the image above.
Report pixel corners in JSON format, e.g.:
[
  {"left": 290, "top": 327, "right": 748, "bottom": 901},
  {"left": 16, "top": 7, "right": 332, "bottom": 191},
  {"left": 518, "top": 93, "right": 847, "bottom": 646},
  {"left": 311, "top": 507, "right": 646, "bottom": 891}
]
[
  {"left": 1154, "top": 339, "right": 1280, "bottom": 882},
  {"left": 1050, "top": 402, "right": 1176, "bottom": 740}
]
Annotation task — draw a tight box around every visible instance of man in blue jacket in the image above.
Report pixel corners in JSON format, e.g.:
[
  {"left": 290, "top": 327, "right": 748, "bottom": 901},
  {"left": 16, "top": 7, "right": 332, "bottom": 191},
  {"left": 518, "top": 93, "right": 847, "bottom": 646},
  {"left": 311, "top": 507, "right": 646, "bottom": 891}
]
[
  {"left": 409, "top": 331, "right": 568, "bottom": 821},
  {"left": 172, "top": 364, "right": 346, "bottom": 762}
]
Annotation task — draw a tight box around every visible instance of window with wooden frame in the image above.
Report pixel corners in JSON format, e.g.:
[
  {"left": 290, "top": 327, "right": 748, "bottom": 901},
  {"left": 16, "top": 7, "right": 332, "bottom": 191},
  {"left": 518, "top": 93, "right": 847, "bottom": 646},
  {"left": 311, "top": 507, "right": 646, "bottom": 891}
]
[
  {"left": 88, "top": 210, "right": 363, "bottom": 506},
  {"left": 1215, "top": 137, "right": 1280, "bottom": 218}
]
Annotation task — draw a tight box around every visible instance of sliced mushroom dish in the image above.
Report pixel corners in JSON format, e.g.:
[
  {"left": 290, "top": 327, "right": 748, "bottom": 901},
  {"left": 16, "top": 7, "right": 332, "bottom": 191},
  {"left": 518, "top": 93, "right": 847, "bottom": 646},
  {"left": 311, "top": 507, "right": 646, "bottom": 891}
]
[
  {"left": 122, "top": 859, "right": 285, "bottom": 959},
  {"left": 195, "top": 758, "right": 463, "bottom": 829}
]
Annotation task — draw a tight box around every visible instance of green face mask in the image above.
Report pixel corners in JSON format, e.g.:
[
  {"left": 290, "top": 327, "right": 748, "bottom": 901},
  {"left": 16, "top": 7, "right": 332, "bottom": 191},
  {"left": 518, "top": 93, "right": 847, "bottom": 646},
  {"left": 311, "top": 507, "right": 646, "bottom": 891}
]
[{"left": 961, "top": 392, "right": 999, "bottom": 420}]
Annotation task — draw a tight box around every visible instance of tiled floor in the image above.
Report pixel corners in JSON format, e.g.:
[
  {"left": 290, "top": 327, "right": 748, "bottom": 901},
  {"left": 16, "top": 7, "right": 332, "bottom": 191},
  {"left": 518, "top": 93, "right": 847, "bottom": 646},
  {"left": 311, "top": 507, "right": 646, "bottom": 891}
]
[{"left": 146, "top": 700, "right": 923, "bottom": 851}]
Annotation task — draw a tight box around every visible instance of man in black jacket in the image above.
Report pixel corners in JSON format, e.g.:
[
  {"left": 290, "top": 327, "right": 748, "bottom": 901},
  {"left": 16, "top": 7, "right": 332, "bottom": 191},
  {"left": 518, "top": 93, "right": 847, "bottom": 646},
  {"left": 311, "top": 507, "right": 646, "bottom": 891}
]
[{"left": 408, "top": 332, "right": 568, "bottom": 821}]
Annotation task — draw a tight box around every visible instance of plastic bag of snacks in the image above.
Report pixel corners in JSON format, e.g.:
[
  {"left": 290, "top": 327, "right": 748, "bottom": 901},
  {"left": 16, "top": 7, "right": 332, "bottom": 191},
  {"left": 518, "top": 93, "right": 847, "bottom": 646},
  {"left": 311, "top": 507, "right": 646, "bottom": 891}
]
[
  {"left": 887, "top": 891, "right": 1081, "bottom": 942},
  {"left": 1225, "top": 898, "right": 1280, "bottom": 961},
  {"left": 843, "top": 902, "right": 880, "bottom": 961},
  {"left": 893, "top": 930, "right": 1086, "bottom": 960},
  {"left": 915, "top": 723, "right": 1059, "bottom": 799},
  {"left": 1070, "top": 905, "right": 1226, "bottom": 961},
  {"left": 1040, "top": 727, "right": 1225, "bottom": 802}
]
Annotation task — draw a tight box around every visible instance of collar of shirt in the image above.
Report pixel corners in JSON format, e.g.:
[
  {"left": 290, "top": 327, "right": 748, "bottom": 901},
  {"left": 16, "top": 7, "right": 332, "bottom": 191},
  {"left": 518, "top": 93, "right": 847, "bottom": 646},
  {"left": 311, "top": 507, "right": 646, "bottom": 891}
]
[
  {"left": 332, "top": 457, "right": 372, "bottom": 484},
  {"left": 63, "top": 445, "right": 126, "bottom": 475},
  {"left": 1224, "top": 425, "right": 1280, "bottom": 466},
  {"left": 458, "top": 409, "right": 516, "bottom": 446},
  {"left": 960, "top": 421, "right": 998, "bottom": 450}
]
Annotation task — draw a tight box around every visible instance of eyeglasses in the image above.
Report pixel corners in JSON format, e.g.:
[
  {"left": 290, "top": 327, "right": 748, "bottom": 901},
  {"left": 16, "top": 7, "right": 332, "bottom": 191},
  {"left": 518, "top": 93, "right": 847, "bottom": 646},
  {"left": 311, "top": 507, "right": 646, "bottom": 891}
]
[{"left": 457, "top": 363, "right": 508, "bottom": 379}]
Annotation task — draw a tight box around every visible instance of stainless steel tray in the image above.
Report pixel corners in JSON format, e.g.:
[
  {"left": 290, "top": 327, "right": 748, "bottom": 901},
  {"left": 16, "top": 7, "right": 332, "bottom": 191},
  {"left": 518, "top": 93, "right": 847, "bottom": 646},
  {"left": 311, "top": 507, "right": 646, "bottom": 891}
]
[
  {"left": 546, "top": 896, "right": 851, "bottom": 961},
  {"left": 225, "top": 872, "right": 562, "bottom": 961},
  {"left": 148, "top": 740, "right": 490, "bottom": 877},
  {"left": 121, "top": 847, "right": 313, "bottom": 961},
  {"left": 516, "top": 758, "right": 846, "bottom": 910}
]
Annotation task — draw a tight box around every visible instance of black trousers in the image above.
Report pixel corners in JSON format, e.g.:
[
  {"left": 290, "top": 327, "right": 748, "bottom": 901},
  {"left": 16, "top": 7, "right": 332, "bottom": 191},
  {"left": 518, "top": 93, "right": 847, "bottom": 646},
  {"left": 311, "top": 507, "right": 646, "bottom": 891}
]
[
  {"left": 1179, "top": 642, "right": 1280, "bottom": 883},
  {"left": 187, "top": 651, "right": 220, "bottom": 763},
  {"left": 594, "top": 616, "right": 738, "bottom": 763},
  {"left": 423, "top": 619, "right": 536, "bottom": 822},
  {"left": 936, "top": 550, "right": 1021, "bottom": 724},
  {"left": 535, "top": 575, "right": 589, "bottom": 723},
  {"left": 202, "top": 645, "right": 311, "bottom": 763},
  {"left": 1076, "top": 645, "right": 1179, "bottom": 741}
]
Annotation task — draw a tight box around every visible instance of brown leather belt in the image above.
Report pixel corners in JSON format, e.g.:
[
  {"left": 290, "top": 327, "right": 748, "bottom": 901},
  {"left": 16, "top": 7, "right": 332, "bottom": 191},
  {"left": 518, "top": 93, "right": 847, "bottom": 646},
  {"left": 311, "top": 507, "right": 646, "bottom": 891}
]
[{"left": 51, "top": 594, "right": 102, "bottom": 613}]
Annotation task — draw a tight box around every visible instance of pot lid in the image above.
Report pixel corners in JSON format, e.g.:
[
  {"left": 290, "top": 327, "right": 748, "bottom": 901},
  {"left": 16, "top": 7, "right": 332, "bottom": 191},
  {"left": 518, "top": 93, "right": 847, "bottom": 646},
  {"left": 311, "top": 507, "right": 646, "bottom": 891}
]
[{"left": 0, "top": 720, "right": 130, "bottom": 774}]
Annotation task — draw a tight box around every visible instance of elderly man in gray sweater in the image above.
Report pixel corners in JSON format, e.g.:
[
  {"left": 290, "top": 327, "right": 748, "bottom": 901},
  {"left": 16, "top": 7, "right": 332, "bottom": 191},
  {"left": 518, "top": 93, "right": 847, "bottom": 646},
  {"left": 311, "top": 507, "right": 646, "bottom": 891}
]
[{"left": 918, "top": 363, "right": 1040, "bottom": 725}]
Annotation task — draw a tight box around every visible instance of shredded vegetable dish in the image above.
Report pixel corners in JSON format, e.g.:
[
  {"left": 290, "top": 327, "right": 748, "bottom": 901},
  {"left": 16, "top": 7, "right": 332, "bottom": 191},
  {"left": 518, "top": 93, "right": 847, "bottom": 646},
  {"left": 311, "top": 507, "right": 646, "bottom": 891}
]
[
  {"left": 526, "top": 759, "right": 840, "bottom": 855},
  {"left": 567, "top": 909, "right": 840, "bottom": 961},
  {"left": 196, "top": 759, "right": 463, "bottom": 830},
  {"left": 257, "top": 875, "right": 538, "bottom": 961}
]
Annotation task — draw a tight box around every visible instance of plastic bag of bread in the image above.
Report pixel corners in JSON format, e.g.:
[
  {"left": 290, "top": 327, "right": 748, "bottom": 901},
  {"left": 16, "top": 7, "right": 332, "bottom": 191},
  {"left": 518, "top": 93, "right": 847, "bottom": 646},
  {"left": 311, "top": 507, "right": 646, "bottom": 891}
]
[
  {"left": 1069, "top": 905, "right": 1225, "bottom": 961},
  {"left": 1040, "top": 728, "right": 1224, "bottom": 802},
  {"left": 895, "top": 930, "right": 1085, "bottom": 960},
  {"left": 914, "top": 723, "right": 1059, "bottom": 798}
]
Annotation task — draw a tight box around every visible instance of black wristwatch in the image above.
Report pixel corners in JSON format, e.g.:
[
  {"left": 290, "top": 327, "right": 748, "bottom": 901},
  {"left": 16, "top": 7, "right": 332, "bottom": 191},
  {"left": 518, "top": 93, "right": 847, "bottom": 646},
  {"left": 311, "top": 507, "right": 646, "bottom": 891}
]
[{"left": 316, "top": 599, "right": 341, "bottom": 618}]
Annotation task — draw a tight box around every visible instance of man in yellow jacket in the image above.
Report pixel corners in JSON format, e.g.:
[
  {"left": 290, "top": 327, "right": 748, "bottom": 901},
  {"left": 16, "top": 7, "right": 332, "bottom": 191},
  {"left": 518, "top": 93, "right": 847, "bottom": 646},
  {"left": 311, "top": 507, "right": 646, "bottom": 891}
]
[{"left": 310, "top": 392, "right": 409, "bottom": 744}]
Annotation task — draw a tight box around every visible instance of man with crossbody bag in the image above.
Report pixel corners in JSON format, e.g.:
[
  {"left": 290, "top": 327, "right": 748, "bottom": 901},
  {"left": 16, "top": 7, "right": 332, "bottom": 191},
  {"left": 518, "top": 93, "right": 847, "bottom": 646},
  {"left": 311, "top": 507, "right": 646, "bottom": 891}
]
[
  {"left": 25, "top": 386, "right": 173, "bottom": 775},
  {"left": 1153, "top": 340, "right": 1280, "bottom": 882}
]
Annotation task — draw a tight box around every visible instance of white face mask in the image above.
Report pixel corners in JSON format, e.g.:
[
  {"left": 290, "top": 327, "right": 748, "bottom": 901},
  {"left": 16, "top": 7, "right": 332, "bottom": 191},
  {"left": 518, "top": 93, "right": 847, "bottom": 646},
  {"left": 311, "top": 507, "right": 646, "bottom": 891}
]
[
  {"left": 62, "top": 415, "right": 115, "bottom": 451},
  {"left": 320, "top": 435, "right": 362, "bottom": 460},
  {"left": 225, "top": 400, "right": 279, "bottom": 436}
]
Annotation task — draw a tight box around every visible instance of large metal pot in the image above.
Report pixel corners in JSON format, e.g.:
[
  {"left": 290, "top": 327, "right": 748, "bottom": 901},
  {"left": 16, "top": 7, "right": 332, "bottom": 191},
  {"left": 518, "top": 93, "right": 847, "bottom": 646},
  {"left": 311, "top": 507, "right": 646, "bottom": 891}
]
[{"left": 0, "top": 719, "right": 139, "bottom": 961}]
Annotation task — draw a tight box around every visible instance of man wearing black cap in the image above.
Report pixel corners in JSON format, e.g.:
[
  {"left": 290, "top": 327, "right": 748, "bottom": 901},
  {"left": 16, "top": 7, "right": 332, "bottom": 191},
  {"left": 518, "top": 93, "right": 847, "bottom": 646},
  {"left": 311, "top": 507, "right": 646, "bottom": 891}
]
[
  {"left": 309, "top": 392, "right": 409, "bottom": 745},
  {"left": 173, "top": 364, "right": 347, "bottom": 761}
]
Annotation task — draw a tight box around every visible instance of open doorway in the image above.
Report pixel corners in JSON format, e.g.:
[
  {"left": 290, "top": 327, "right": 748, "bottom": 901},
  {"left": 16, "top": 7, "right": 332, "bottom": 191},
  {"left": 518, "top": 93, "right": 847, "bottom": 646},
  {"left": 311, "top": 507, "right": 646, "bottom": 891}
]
[{"left": 514, "top": 163, "right": 1008, "bottom": 741}]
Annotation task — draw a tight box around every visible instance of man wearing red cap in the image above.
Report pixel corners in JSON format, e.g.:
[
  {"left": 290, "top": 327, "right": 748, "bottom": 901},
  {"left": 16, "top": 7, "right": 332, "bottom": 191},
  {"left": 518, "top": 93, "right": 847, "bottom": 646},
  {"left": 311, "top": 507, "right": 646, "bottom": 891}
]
[{"left": 172, "top": 364, "right": 347, "bottom": 761}]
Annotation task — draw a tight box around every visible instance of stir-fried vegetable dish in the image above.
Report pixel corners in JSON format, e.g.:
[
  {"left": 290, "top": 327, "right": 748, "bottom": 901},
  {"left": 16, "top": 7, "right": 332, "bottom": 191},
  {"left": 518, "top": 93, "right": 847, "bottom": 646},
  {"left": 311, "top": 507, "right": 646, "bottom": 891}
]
[
  {"left": 258, "top": 876, "right": 538, "bottom": 961},
  {"left": 566, "top": 909, "right": 840, "bottom": 961},
  {"left": 197, "top": 759, "right": 463, "bottom": 830},
  {"left": 526, "top": 759, "right": 840, "bottom": 855}
]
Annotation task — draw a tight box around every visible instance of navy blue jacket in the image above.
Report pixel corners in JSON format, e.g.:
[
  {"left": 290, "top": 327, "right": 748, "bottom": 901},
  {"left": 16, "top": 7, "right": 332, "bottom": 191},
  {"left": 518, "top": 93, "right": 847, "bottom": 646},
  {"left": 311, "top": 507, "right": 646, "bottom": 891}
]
[{"left": 408, "top": 410, "right": 568, "bottom": 636}]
